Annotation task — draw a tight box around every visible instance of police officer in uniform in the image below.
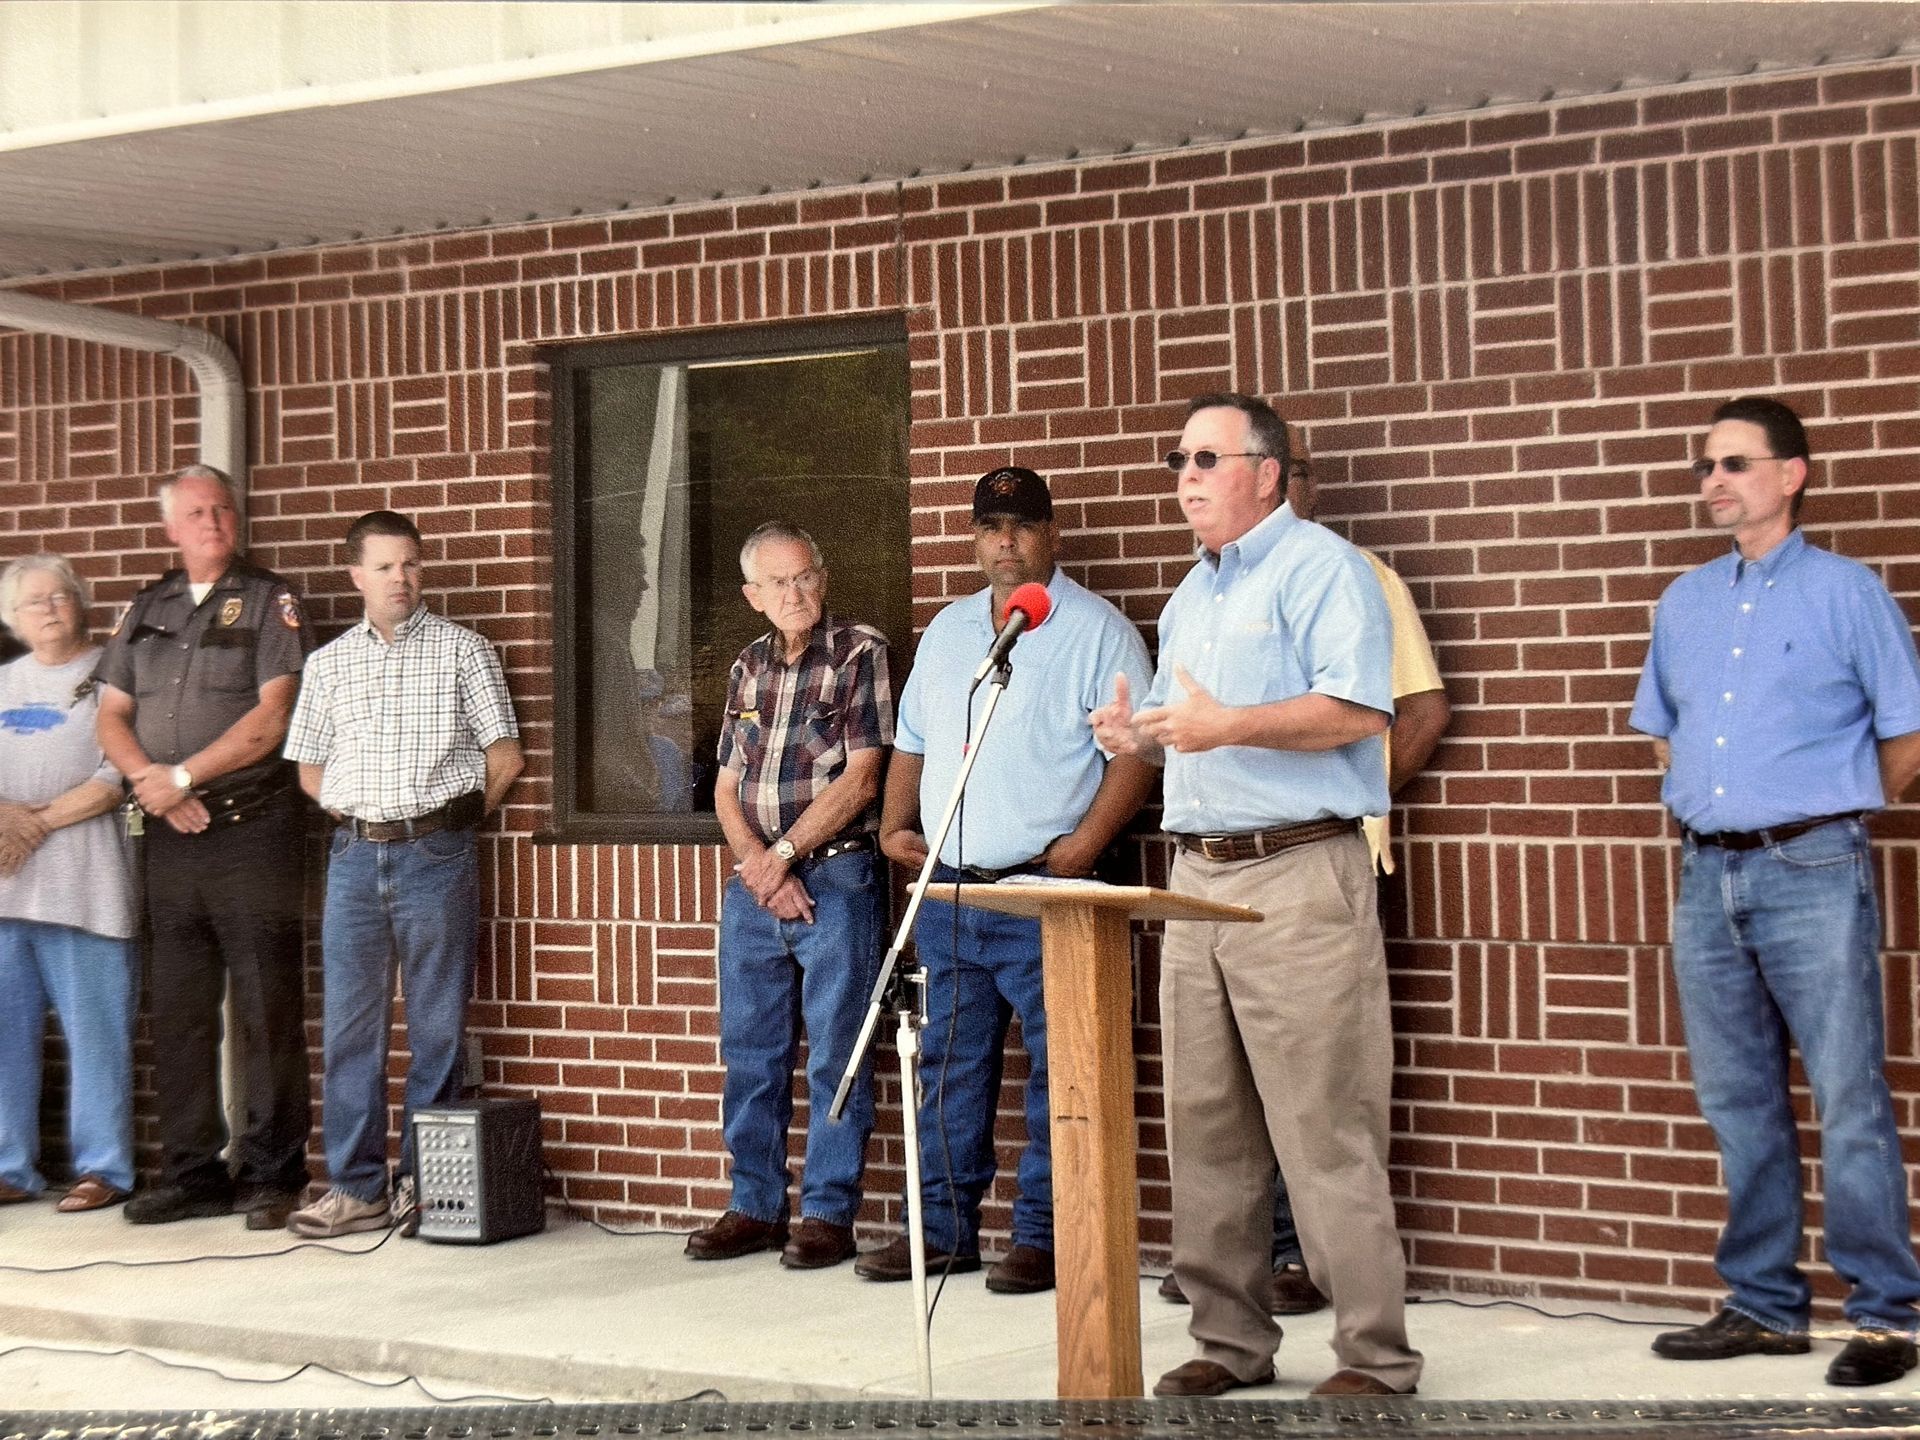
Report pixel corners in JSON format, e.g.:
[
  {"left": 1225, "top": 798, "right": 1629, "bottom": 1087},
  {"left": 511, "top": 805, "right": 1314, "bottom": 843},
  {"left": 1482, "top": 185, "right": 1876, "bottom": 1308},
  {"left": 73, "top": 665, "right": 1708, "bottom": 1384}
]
[{"left": 95, "top": 464, "right": 314, "bottom": 1229}]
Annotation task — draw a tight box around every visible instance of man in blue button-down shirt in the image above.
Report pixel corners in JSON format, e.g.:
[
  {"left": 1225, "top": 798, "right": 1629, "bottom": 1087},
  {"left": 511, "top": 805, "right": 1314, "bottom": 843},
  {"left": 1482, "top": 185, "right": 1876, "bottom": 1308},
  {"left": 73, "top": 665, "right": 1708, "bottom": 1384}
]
[
  {"left": 1631, "top": 395, "right": 1920, "bottom": 1388},
  {"left": 1094, "top": 394, "right": 1422, "bottom": 1400},
  {"left": 860, "top": 466, "right": 1155, "bottom": 1297}
]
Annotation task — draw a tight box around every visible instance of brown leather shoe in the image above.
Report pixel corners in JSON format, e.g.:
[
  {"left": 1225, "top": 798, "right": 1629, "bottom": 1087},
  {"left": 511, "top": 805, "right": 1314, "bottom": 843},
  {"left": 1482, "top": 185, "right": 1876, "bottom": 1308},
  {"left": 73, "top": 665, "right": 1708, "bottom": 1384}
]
[
  {"left": 780, "top": 1216, "right": 857, "bottom": 1270},
  {"left": 55, "top": 1175, "right": 129, "bottom": 1213},
  {"left": 685, "top": 1209, "right": 789, "bottom": 1260},
  {"left": 1153, "top": 1359, "right": 1275, "bottom": 1398},
  {"left": 1271, "top": 1262, "right": 1328, "bottom": 1315},
  {"left": 853, "top": 1233, "right": 980, "bottom": 1282},
  {"left": 986, "top": 1244, "right": 1055, "bottom": 1294},
  {"left": 0, "top": 1180, "right": 33, "bottom": 1205},
  {"left": 1310, "top": 1368, "right": 1416, "bottom": 1397},
  {"left": 1159, "top": 1270, "right": 1187, "bottom": 1303}
]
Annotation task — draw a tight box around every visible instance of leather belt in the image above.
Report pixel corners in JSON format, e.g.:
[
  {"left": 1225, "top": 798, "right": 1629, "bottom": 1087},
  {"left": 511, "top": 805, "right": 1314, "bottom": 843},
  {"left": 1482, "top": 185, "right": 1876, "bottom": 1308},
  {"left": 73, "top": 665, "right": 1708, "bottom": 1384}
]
[
  {"left": 1172, "top": 817, "right": 1360, "bottom": 863},
  {"left": 1682, "top": 811, "right": 1861, "bottom": 852},
  {"left": 799, "top": 834, "right": 875, "bottom": 865},
  {"left": 941, "top": 860, "right": 1044, "bottom": 883},
  {"left": 347, "top": 791, "right": 485, "bottom": 843},
  {"left": 929, "top": 864, "right": 1052, "bottom": 887}
]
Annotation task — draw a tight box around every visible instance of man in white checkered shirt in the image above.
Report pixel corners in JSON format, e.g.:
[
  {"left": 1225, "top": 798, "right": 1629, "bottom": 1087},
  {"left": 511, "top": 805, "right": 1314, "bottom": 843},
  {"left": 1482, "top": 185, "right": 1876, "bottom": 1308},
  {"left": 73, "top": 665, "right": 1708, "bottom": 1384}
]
[{"left": 281, "top": 509, "right": 523, "bottom": 1238}]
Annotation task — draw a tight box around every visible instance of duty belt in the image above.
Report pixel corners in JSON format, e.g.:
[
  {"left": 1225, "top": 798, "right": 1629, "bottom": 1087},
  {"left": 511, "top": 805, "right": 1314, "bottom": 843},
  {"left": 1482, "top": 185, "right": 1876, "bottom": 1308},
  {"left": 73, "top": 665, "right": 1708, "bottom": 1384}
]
[
  {"left": 1681, "top": 811, "right": 1862, "bottom": 852},
  {"left": 346, "top": 791, "right": 485, "bottom": 842},
  {"left": 1172, "top": 817, "right": 1360, "bottom": 863},
  {"left": 198, "top": 772, "right": 299, "bottom": 829}
]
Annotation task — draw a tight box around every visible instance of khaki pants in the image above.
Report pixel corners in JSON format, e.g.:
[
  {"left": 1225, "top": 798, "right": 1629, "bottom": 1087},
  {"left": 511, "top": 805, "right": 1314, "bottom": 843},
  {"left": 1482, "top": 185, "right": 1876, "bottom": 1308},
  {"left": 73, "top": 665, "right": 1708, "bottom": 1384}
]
[{"left": 1162, "top": 831, "right": 1423, "bottom": 1390}]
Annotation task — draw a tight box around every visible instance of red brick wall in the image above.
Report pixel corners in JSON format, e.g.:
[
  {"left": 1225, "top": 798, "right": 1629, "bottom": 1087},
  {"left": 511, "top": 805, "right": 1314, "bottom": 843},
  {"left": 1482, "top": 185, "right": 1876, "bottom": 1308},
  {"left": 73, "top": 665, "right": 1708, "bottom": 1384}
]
[{"left": 5, "top": 59, "right": 1919, "bottom": 1315}]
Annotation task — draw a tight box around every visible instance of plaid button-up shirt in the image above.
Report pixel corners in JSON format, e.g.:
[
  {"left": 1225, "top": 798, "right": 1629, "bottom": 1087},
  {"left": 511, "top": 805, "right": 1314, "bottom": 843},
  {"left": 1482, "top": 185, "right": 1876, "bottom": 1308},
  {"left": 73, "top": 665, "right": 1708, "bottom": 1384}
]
[
  {"left": 717, "top": 616, "right": 893, "bottom": 845},
  {"left": 284, "top": 605, "right": 519, "bottom": 822}
]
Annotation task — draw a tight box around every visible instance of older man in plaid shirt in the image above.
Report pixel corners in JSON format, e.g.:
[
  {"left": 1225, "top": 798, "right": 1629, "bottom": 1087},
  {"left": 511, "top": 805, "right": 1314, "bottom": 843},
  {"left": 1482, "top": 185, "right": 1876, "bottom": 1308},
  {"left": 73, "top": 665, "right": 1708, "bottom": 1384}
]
[
  {"left": 282, "top": 509, "right": 523, "bottom": 1238},
  {"left": 688, "top": 520, "right": 893, "bottom": 1270}
]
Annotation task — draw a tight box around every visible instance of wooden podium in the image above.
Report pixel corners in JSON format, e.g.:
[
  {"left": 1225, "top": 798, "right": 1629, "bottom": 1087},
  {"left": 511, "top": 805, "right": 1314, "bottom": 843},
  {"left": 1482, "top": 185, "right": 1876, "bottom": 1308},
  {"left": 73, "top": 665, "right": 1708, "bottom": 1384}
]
[{"left": 951, "top": 881, "right": 1262, "bottom": 1400}]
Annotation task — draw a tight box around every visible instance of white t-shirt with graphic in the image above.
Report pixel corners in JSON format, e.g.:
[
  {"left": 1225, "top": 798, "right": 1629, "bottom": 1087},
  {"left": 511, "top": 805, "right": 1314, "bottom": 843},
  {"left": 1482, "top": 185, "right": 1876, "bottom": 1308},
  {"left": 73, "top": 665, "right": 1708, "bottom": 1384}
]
[{"left": 0, "top": 647, "right": 134, "bottom": 939}]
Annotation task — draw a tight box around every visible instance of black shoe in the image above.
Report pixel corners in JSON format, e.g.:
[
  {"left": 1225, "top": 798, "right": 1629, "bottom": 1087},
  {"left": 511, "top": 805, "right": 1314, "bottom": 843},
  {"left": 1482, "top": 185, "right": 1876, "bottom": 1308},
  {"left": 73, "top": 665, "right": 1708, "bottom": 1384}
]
[
  {"left": 1826, "top": 1332, "right": 1919, "bottom": 1387},
  {"left": 124, "top": 1184, "right": 235, "bottom": 1226},
  {"left": 241, "top": 1192, "right": 302, "bottom": 1231},
  {"left": 1651, "top": 1307, "right": 1810, "bottom": 1361}
]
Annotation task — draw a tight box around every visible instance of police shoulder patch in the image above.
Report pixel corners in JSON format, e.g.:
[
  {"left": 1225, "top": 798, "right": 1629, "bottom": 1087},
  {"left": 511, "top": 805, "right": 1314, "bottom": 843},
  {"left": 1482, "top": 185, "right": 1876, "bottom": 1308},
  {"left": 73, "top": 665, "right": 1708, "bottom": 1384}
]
[{"left": 277, "top": 591, "right": 302, "bottom": 629}]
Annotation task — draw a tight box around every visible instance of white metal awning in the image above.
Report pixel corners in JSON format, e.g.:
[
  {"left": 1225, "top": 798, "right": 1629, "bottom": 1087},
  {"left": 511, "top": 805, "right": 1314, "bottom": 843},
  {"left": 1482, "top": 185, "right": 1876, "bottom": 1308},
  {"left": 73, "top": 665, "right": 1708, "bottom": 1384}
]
[{"left": 3, "top": 1, "right": 1919, "bottom": 282}]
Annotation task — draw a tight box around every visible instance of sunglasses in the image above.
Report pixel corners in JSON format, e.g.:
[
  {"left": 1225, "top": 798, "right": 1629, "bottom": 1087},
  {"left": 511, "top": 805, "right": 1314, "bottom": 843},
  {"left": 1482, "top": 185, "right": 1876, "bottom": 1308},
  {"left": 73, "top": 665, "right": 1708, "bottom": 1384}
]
[
  {"left": 1165, "top": 450, "right": 1268, "bottom": 473},
  {"left": 1690, "top": 455, "right": 1781, "bottom": 481}
]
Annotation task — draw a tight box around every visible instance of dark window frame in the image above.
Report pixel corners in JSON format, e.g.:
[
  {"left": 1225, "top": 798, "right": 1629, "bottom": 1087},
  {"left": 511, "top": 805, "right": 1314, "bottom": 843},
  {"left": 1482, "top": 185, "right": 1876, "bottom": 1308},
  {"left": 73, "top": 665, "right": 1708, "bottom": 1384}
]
[{"left": 543, "top": 314, "right": 910, "bottom": 846}]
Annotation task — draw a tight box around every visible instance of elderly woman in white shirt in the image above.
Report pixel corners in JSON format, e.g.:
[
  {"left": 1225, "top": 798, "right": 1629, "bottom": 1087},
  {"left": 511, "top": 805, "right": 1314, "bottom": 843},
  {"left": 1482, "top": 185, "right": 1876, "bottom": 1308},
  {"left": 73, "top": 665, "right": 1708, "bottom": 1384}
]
[{"left": 0, "top": 554, "right": 137, "bottom": 1212}]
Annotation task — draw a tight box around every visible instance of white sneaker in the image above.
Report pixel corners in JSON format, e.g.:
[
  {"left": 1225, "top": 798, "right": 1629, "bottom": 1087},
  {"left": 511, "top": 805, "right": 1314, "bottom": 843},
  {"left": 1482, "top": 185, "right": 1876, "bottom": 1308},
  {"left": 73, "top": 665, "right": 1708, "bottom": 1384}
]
[
  {"left": 392, "top": 1174, "right": 418, "bottom": 1237},
  {"left": 288, "top": 1186, "right": 390, "bottom": 1238}
]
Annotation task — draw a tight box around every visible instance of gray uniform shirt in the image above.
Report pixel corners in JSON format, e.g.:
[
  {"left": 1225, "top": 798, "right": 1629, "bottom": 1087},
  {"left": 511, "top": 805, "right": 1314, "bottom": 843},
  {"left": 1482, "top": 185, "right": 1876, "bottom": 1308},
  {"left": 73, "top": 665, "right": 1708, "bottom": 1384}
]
[{"left": 93, "top": 559, "right": 310, "bottom": 791}]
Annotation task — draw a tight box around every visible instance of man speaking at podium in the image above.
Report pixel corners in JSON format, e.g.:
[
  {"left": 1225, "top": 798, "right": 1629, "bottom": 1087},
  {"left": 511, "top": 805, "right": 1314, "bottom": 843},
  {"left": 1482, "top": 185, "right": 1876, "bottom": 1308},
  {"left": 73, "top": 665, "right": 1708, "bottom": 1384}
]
[
  {"left": 1094, "top": 394, "right": 1422, "bottom": 1399},
  {"left": 861, "top": 465, "right": 1154, "bottom": 1295}
]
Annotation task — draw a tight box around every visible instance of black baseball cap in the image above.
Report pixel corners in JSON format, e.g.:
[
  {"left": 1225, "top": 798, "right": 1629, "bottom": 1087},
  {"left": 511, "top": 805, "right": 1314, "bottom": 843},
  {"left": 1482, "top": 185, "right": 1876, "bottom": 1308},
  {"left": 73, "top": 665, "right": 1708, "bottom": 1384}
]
[{"left": 973, "top": 466, "right": 1053, "bottom": 523}]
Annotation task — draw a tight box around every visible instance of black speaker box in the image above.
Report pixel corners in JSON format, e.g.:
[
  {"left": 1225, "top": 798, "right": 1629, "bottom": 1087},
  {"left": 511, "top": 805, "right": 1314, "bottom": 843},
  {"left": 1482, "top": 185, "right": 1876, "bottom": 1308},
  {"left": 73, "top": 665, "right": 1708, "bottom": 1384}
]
[{"left": 412, "top": 1096, "right": 544, "bottom": 1244}]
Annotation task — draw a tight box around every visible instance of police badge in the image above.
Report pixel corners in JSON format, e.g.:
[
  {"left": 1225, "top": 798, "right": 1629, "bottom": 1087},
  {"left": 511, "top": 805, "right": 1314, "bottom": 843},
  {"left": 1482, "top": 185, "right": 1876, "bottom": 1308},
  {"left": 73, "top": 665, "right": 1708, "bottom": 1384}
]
[{"left": 219, "top": 597, "right": 244, "bottom": 627}]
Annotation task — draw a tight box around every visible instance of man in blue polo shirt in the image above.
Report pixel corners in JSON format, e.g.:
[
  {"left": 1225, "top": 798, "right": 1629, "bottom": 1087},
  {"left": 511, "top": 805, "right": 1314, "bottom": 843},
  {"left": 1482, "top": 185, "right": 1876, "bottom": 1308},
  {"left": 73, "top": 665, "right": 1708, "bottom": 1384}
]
[
  {"left": 1093, "top": 392, "right": 1422, "bottom": 1400},
  {"left": 860, "top": 466, "right": 1154, "bottom": 1295},
  {"left": 1632, "top": 395, "right": 1920, "bottom": 1388}
]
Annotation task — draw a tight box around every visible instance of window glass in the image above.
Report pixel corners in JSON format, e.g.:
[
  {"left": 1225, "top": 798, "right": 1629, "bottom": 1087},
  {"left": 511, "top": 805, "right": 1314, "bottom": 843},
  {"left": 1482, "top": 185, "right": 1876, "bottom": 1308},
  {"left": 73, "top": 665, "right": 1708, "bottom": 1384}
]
[{"left": 554, "top": 322, "right": 910, "bottom": 840}]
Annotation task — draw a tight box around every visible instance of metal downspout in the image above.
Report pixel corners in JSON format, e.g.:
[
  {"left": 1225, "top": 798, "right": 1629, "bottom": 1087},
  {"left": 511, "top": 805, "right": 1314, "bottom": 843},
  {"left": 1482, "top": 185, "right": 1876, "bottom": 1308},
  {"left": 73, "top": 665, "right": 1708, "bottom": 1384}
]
[{"left": 0, "top": 290, "right": 248, "bottom": 530}]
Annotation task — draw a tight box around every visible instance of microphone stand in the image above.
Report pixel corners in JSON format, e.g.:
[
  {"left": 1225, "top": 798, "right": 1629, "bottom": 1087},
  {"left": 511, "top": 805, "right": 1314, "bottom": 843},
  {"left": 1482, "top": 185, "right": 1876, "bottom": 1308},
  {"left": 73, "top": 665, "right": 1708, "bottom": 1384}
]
[{"left": 830, "top": 652, "right": 1015, "bottom": 1400}]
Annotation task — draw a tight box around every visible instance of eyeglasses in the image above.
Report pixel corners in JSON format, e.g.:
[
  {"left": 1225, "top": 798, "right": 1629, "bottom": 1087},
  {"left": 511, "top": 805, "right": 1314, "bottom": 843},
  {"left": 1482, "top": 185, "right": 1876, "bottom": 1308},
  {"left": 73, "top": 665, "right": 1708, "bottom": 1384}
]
[
  {"left": 1690, "top": 455, "right": 1782, "bottom": 481},
  {"left": 1165, "top": 450, "right": 1268, "bottom": 473},
  {"left": 755, "top": 569, "right": 824, "bottom": 596},
  {"left": 16, "top": 591, "right": 77, "bottom": 614}
]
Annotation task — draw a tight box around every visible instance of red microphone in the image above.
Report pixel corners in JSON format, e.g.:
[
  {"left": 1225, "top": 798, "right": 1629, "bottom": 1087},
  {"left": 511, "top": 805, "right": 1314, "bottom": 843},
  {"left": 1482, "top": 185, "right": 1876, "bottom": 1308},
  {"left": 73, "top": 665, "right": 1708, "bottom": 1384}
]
[{"left": 971, "top": 582, "right": 1054, "bottom": 690}]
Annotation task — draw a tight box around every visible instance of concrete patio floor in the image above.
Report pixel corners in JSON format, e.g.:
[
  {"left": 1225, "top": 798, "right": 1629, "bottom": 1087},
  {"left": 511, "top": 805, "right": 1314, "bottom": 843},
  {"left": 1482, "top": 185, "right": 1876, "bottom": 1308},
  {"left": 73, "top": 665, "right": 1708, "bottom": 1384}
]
[{"left": 0, "top": 1198, "right": 1913, "bottom": 1412}]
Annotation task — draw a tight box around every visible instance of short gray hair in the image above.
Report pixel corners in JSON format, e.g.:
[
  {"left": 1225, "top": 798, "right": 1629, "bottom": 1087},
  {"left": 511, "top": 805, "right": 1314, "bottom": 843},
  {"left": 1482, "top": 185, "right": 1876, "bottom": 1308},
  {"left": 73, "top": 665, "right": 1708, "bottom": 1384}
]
[
  {"left": 0, "top": 553, "right": 90, "bottom": 642},
  {"left": 738, "top": 521, "right": 825, "bottom": 581},
  {"left": 157, "top": 463, "right": 232, "bottom": 523}
]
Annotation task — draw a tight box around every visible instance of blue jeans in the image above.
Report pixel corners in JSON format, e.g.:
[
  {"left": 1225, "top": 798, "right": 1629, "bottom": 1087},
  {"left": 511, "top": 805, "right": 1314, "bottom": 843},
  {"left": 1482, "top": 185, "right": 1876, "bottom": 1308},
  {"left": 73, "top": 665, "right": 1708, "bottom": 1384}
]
[
  {"left": 718, "top": 848, "right": 883, "bottom": 1227},
  {"left": 1671, "top": 819, "right": 1920, "bottom": 1334},
  {"left": 1271, "top": 1172, "right": 1303, "bottom": 1267},
  {"left": 914, "top": 869, "right": 1052, "bottom": 1254},
  {"left": 0, "top": 919, "right": 136, "bottom": 1194},
  {"left": 321, "top": 825, "right": 479, "bottom": 1201}
]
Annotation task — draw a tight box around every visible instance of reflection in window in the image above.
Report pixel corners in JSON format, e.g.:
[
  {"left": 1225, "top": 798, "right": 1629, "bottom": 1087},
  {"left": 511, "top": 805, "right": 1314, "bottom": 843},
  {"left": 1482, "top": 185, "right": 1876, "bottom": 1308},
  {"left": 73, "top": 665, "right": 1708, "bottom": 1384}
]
[{"left": 555, "top": 322, "right": 910, "bottom": 840}]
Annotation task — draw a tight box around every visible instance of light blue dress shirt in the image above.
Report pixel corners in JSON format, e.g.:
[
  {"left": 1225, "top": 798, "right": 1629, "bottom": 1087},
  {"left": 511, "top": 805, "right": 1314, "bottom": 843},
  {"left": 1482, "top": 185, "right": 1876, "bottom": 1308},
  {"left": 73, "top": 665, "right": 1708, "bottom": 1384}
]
[
  {"left": 1149, "top": 503, "right": 1394, "bottom": 835},
  {"left": 895, "top": 568, "right": 1153, "bottom": 870},
  {"left": 1630, "top": 529, "right": 1920, "bottom": 832}
]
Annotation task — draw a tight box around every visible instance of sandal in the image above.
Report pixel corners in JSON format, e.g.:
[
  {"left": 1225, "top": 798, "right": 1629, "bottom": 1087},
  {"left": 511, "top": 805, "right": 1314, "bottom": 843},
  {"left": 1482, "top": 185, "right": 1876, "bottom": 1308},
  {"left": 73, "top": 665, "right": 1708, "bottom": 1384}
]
[{"left": 56, "top": 1175, "right": 130, "bottom": 1213}]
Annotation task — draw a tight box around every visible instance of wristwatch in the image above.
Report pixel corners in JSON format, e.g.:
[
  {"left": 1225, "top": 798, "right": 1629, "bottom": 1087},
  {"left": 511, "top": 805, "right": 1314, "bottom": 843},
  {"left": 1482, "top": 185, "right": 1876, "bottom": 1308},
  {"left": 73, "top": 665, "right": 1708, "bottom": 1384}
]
[
  {"left": 171, "top": 764, "right": 194, "bottom": 791},
  {"left": 772, "top": 837, "right": 797, "bottom": 862}
]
